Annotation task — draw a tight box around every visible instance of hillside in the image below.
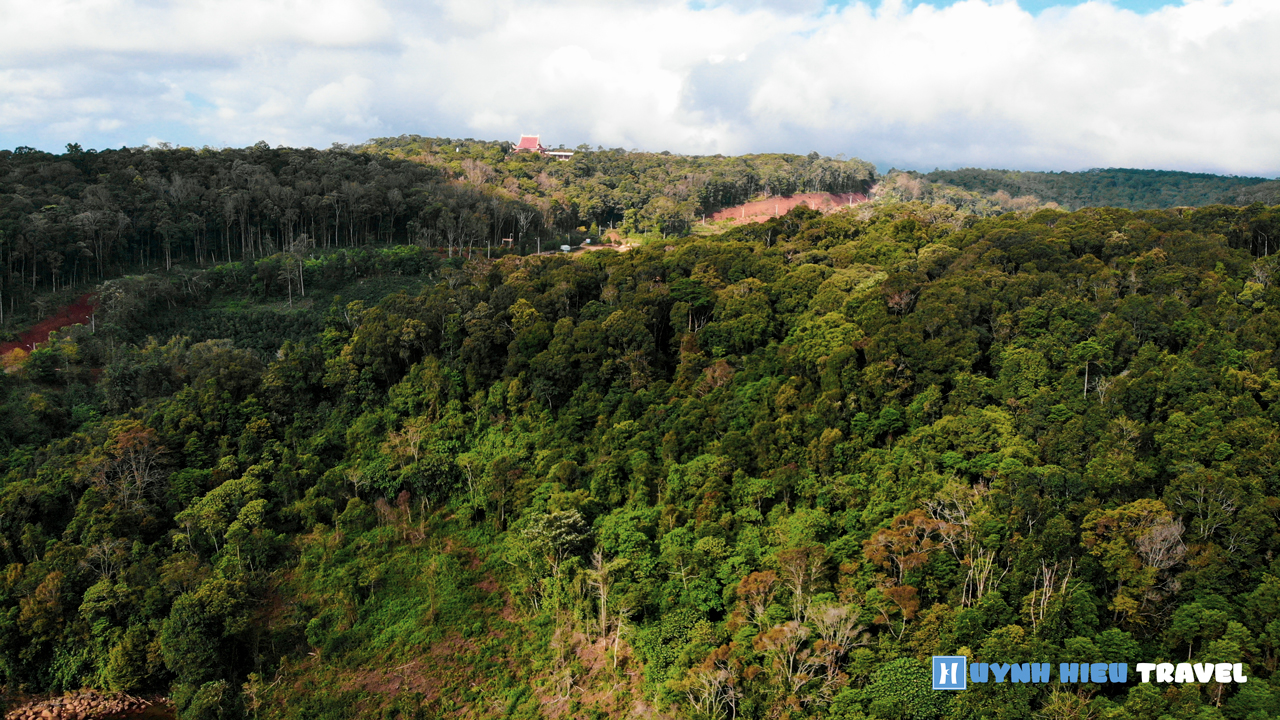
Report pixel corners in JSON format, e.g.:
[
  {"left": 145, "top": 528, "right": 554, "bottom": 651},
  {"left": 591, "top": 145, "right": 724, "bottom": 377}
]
[
  {"left": 0, "top": 197, "right": 1279, "bottom": 719},
  {"left": 359, "top": 136, "right": 879, "bottom": 237},
  {"left": 0, "top": 141, "right": 876, "bottom": 340},
  {"left": 922, "top": 167, "right": 1273, "bottom": 211},
  {"left": 3, "top": 138, "right": 1273, "bottom": 345}
]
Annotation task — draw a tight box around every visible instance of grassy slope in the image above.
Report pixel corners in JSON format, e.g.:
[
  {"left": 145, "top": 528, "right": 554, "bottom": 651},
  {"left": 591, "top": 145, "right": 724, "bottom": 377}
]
[{"left": 257, "top": 513, "right": 656, "bottom": 720}]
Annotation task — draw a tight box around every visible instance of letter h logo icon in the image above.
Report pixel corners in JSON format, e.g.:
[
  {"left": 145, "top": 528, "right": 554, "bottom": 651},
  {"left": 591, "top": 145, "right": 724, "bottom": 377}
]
[{"left": 933, "top": 656, "right": 967, "bottom": 690}]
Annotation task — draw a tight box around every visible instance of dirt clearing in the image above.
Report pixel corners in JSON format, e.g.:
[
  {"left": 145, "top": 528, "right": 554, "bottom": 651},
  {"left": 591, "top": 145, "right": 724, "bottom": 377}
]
[
  {"left": 709, "top": 192, "right": 867, "bottom": 225},
  {"left": 0, "top": 293, "right": 98, "bottom": 355}
]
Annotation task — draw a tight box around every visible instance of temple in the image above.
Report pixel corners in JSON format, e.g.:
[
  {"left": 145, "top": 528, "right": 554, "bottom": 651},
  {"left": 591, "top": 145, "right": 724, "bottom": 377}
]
[
  {"left": 514, "top": 135, "right": 545, "bottom": 153},
  {"left": 513, "top": 135, "right": 573, "bottom": 160}
]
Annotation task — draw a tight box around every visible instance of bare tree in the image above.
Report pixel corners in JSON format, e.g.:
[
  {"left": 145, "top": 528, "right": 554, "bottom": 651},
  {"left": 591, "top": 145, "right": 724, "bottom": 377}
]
[
  {"left": 926, "top": 483, "right": 1007, "bottom": 607},
  {"left": 1025, "top": 559, "right": 1073, "bottom": 632},
  {"left": 587, "top": 548, "right": 613, "bottom": 640},
  {"left": 83, "top": 538, "right": 130, "bottom": 581},
  {"left": 1137, "top": 518, "right": 1187, "bottom": 570},
  {"left": 283, "top": 233, "right": 314, "bottom": 301},
  {"left": 754, "top": 621, "right": 823, "bottom": 696},
  {"left": 735, "top": 570, "right": 778, "bottom": 630},
  {"left": 684, "top": 646, "right": 741, "bottom": 720},
  {"left": 808, "top": 602, "right": 868, "bottom": 697},
  {"left": 1168, "top": 471, "right": 1236, "bottom": 543},
  {"left": 863, "top": 509, "right": 946, "bottom": 587},
  {"left": 460, "top": 158, "right": 495, "bottom": 186},
  {"left": 611, "top": 601, "right": 633, "bottom": 670},
  {"left": 93, "top": 421, "right": 168, "bottom": 513},
  {"left": 776, "top": 546, "right": 826, "bottom": 622},
  {"left": 344, "top": 465, "right": 369, "bottom": 500},
  {"left": 514, "top": 205, "right": 538, "bottom": 253}
]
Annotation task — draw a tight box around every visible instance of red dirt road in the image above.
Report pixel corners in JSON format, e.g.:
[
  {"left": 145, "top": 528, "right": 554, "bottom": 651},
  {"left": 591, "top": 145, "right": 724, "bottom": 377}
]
[
  {"left": 0, "top": 293, "right": 97, "bottom": 355},
  {"left": 709, "top": 192, "right": 867, "bottom": 224}
]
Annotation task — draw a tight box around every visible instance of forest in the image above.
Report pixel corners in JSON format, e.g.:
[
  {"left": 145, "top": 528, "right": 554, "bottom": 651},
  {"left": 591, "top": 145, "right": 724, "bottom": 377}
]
[
  {"left": 1, "top": 140, "right": 1280, "bottom": 720},
  {"left": 0, "top": 140, "right": 876, "bottom": 330},
  {"left": 920, "top": 168, "right": 1276, "bottom": 212}
]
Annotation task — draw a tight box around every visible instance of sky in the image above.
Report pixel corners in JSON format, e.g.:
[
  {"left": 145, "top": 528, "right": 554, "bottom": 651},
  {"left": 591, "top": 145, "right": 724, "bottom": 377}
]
[{"left": 1, "top": 0, "right": 1276, "bottom": 176}]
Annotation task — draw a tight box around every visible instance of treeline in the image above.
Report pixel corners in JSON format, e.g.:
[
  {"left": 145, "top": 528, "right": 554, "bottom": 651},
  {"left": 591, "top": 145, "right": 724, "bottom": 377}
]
[
  {"left": 0, "top": 143, "right": 459, "bottom": 314},
  {"left": 362, "top": 135, "right": 878, "bottom": 234},
  {"left": 1229, "top": 180, "right": 1280, "bottom": 206},
  {"left": 3, "top": 200, "right": 1280, "bottom": 718},
  {"left": 11, "top": 136, "right": 1276, "bottom": 334},
  {"left": 923, "top": 167, "right": 1273, "bottom": 211},
  {"left": 0, "top": 140, "right": 878, "bottom": 327},
  {"left": 873, "top": 171, "right": 1054, "bottom": 216}
]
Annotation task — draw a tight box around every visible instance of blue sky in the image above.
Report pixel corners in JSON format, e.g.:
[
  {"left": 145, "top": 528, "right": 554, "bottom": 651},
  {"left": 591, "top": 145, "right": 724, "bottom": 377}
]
[
  {"left": 909, "top": 0, "right": 1181, "bottom": 12},
  {"left": 1033, "top": 0, "right": 1178, "bottom": 10},
  {"left": 1, "top": 0, "right": 1277, "bottom": 176}
]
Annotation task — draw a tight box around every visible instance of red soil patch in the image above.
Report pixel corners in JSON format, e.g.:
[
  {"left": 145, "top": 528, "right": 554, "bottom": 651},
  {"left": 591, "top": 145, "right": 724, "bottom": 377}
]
[
  {"left": 535, "top": 631, "right": 667, "bottom": 720},
  {"left": 709, "top": 192, "right": 867, "bottom": 225},
  {"left": 0, "top": 293, "right": 98, "bottom": 355},
  {"left": 329, "top": 630, "right": 481, "bottom": 712}
]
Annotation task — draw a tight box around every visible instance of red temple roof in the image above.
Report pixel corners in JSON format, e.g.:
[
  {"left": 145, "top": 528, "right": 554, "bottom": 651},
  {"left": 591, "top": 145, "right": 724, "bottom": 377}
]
[{"left": 515, "top": 135, "right": 543, "bottom": 152}]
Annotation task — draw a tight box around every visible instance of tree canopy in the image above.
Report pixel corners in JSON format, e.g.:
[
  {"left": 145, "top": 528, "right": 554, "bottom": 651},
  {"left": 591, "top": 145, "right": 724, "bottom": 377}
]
[{"left": 0, "top": 141, "right": 1279, "bottom": 719}]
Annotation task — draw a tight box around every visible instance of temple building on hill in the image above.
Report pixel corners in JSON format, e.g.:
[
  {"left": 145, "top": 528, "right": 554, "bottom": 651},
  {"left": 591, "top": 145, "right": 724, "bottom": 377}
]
[
  {"left": 514, "top": 135, "right": 545, "bottom": 153},
  {"left": 513, "top": 135, "right": 574, "bottom": 161}
]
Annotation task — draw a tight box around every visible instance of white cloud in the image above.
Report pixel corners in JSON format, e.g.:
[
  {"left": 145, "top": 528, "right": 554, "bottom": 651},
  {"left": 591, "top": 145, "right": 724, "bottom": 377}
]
[
  {"left": 0, "top": 0, "right": 1278, "bottom": 175},
  {"left": 0, "top": 0, "right": 395, "bottom": 60}
]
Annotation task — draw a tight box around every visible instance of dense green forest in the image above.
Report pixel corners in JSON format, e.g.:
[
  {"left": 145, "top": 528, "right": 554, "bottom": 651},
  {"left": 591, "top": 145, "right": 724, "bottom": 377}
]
[
  {"left": 361, "top": 136, "right": 878, "bottom": 233},
  {"left": 1227, "top": 181, "right": 1280, "bottom": 208},
  {"left": 1, "top": 181, "right": 1280, "bottom": 719},
  {"left": 0, "top": 140, "right": 875, "bottom": 332},
  {"left": 920, "top": 168, "right": 1273, "bottom": 212},
  {"left": 5, "top": 138, "right": 1280, "bottom": 719}
]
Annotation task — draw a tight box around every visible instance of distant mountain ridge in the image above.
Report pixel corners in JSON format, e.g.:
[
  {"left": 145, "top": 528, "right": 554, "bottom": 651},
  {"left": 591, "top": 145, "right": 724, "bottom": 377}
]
[{"left": 922, "top": 166, "right": 1276, "bottom": 210}]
